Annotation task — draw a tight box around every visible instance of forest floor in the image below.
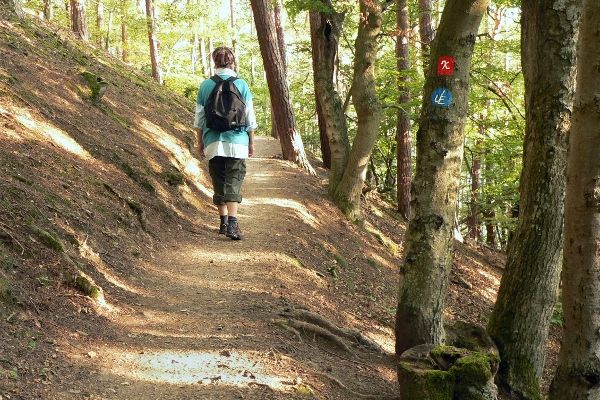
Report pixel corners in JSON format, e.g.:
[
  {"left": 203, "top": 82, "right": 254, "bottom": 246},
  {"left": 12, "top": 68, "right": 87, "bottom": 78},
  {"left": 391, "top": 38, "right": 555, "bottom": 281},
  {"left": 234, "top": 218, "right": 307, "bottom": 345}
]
[{"left": 0, "top": 9, "right": 560, "bottom": 400}]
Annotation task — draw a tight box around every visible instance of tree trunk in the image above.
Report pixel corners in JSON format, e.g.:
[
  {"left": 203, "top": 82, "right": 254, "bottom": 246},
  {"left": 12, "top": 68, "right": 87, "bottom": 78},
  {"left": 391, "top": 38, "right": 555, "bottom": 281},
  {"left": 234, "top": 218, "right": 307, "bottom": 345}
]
[
  {"left": 96, "top": 1, "right": 104, "bottom": 46},
  {"left": 483, "top": 207, "right": 496, "bottom": 248},
  {"left": 199, "top": 37, "right": 208, "bottom": 76},
  {"left": 191, "top": 32, "right": 198, "bottom": 74},
  {"left": 395, "top": 0, "right": 489, "bottom": 355},
  {"left": 273, "top": 0, "right": 287, "bottom": 76},
  {"left": 43, "top": 0, "right": 53, "bottom": 20},
  {"left": 316, "top": 103, "right": 331, "bottom": 169},
  {"left": 271, "top": 0, "right": 286, "bottom": 140},
  {"left": 70, "top": 0, "right": 88, "bottom": 40},
  {"left": 486, "top": 1, "right": 582, "bottom": 398},
  {"left": 104, "top": 10, "right": 113, "bottom": 50},
  {"left": 396, "top": 0, "right": 412, "bottom": 219},
  {"left": 332, "top": 0, "right": 386, "bottom": 221},
  {"left": 121, "top": 1, "right": 128, "bottom": 63},
  {"left": 145, "top": 0, "right": 162, "bottom": 84},
  {"left": 230, "top": 0, "right": 237, "bottom": 68},
  {"left": 208, "top": 37, "right": 214, "bottom": 76},
  {"left": 309, "top": 1, "right": 350, "bottom": 194},
  {"left": 1, "top": 0, "right": 24, "bottom": 18},
  {"left": 418, "top": 0, "right": 435, "bottom": 73},
  {"left": 468, "top": 138, "right": 482, "bottom": 241},
  {"left": 250, "top": 0, "right": 315, "bottom": 174},
  {"left": 249, "top": 9, "right": 256, "bottom": 85},
  {"left": 121, "top": 18, "right": 128, "bottom": 62},
  {"left": 549, "top": 2, "right": 600, "bottom": 398}
]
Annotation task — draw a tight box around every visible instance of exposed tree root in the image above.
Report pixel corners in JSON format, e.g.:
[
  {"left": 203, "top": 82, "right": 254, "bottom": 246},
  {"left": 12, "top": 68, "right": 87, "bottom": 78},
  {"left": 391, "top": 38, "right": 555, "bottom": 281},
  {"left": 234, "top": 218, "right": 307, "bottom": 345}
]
[
  {"left": 279, "top": 308, "right": 385, "bottom": 353},
  {"left": 273, "top": 318, "right": 302, "bottom": 342},
  {"left": 312, "top": 371, "right": 398, "bottom": 399},
  {"left": 286, "top": 319, "right": 353, "bottom": 353}
]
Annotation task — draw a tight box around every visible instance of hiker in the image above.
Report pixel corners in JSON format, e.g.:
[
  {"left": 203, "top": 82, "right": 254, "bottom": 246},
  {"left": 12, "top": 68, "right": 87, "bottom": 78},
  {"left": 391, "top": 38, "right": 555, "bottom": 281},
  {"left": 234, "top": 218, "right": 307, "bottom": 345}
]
[{"left": 194, "top": 46, "right": 257, "bottom": 241}]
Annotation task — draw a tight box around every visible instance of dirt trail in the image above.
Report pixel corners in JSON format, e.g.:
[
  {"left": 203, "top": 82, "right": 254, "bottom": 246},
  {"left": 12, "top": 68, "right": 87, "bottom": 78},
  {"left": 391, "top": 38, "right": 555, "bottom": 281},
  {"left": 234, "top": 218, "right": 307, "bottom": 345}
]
[{"left": 43, "top": 137, "right": 398, "bottom": 400}]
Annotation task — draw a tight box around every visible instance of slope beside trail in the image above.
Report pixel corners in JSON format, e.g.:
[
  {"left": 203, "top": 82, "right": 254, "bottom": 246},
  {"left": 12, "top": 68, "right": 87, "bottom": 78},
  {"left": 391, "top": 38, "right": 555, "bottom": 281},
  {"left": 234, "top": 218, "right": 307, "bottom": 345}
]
[{"left": 35, "top": 137, "right": 401, "bottom": 400}]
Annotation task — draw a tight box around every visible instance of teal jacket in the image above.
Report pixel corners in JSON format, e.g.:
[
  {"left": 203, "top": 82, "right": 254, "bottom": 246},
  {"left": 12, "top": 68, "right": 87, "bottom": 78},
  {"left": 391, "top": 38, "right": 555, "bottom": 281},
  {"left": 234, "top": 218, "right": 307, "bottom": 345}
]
[{"left": 194, "top": 68, "right": 257, "bottom": 148}]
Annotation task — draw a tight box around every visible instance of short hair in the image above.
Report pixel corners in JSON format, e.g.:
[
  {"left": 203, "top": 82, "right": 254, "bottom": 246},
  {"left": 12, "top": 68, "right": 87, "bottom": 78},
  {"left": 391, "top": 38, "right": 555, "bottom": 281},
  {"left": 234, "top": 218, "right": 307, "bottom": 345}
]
[{"left": 212, "top": 47, "right": 235, "bottom": 68}]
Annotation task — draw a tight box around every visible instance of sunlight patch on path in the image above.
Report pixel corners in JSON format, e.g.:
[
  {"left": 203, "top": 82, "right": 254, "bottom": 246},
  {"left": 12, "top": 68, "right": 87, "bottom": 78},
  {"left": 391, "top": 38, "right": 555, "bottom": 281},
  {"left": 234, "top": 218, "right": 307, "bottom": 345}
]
[
  {"left": 244, "top": 197, "right": 318, "bottom": 228},
  {"left": 104, "top": 349, "right": 294, "bottom": 391}
]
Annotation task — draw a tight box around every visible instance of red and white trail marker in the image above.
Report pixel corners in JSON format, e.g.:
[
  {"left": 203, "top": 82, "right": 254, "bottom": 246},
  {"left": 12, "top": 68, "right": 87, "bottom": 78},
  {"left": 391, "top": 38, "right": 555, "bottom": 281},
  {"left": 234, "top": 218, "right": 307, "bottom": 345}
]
[{"left": 437, "top": 56, "right": 455, "bottom": 76}]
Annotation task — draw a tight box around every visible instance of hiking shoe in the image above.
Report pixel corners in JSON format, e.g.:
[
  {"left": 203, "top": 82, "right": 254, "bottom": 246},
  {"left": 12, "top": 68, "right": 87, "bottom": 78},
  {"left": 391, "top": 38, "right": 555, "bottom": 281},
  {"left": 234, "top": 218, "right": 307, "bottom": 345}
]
[
  {"left": 219, "top": 223, "right": 228, "bottom": 235},
  {"left": 226, "top": 221, "right": 243, "bottom": 241}
]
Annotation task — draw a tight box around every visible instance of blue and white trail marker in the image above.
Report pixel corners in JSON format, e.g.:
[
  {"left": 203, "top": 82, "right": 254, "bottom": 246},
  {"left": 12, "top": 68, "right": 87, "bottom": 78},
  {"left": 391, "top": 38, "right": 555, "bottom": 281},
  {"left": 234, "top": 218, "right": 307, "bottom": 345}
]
[{"left": 431, "top": 87, "right": 453, "bottom": 108}]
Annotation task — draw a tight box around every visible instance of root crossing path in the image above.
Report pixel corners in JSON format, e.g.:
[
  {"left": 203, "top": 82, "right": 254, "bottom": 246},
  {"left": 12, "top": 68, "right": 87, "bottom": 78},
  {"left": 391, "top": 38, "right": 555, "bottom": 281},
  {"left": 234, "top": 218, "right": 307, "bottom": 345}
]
[{"left": 48, "top": 137, "right": 399, "bottom": 400}]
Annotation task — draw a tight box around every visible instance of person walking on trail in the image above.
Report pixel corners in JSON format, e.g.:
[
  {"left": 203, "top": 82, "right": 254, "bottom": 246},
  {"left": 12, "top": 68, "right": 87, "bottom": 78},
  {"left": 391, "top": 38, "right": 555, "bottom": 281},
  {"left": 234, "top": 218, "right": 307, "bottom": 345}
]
[{"left": 194, "top": 47, "right": 257, "bottom": 241}]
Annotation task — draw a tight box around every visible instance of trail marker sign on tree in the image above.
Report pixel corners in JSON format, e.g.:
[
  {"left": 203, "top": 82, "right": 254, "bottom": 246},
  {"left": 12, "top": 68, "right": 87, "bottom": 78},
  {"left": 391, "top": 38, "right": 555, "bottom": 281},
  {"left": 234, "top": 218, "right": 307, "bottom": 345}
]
[
  {"left": 432, "top": 87, "right": 452, "bottom": 108},
  {"left": 437, "top": 56, "right": 455, "bottom": 75}
]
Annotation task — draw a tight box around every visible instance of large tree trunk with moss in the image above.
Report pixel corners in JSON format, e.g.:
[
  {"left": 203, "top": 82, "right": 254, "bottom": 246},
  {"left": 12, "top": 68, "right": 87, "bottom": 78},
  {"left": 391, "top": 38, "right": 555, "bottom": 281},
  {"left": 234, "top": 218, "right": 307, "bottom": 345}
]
[
  {"left": 309, "top": 1, "right": 350, "bottom": 194},
  {"left": 251, "top": 0, "right": 314, "bottom": 174},
  {"left": 549, "top": 2, "right": 600, "bottom": 399},
  {"left": 396, "top": 0, "right": 411, "bottom": 219},
  {"left": 332, "top": 0, "right": 387, "bottom": 220},
  {"left": 145, "top": 0, "right": 162, "bottom": 84},
  {"left": 486, "top": 2, "right": 581, "bottom": 399},
  {"left": 70, "top": 0, "right": 88, "bottom": 40},
  {"left": 395, "top": 0, "right": 489, "bottom": 355}
]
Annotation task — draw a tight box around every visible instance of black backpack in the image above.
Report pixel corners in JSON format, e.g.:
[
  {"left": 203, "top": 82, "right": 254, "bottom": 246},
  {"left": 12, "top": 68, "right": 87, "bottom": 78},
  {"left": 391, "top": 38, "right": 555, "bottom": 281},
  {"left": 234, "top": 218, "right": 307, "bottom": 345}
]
[{"left": 205, "top": 75, "right": 248, "bottom": 132}]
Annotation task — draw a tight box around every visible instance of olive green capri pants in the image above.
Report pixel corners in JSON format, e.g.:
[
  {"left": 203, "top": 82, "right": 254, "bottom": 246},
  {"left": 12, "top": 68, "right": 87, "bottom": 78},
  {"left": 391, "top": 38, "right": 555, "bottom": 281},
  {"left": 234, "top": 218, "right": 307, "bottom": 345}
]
[{"left": 208, "top": 156, "right": 247, "bottom": 204}]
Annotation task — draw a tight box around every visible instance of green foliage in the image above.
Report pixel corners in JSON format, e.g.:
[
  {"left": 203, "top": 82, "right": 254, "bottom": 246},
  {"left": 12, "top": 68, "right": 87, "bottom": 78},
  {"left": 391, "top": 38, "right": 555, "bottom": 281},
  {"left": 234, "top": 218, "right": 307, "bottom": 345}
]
[{"left": 551, "top": 301, "right": 565, "bottom": 326}]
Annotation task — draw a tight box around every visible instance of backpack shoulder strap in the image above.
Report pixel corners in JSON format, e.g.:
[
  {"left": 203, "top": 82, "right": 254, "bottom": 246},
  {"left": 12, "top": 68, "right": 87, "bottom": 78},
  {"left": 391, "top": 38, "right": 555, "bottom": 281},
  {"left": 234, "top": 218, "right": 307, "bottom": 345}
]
[
  {"left": 226, "top": 76, "right": 238, "bottom": 82},
  {"left": 210, "top": 75, "right": 223, "bottom": 83}
]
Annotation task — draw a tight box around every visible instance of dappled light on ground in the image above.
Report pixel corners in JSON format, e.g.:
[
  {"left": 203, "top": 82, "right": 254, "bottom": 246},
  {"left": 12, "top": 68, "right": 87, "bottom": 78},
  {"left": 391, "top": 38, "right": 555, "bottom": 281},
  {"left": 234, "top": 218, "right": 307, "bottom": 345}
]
[
  {"left": 78, "top": 239, "right": 146, "bottom": 297},
  {"left": 100, "top": 348, "right": 294, "bottom": 391},
  {"left": 0, "top": 103, "right": 92, "bottom": 159},
  {"left": 135, "top": 117, "right": 212, "bottom": 198},
  {"left": 245, "top": 197, "right": 318, "bottom": 228}
]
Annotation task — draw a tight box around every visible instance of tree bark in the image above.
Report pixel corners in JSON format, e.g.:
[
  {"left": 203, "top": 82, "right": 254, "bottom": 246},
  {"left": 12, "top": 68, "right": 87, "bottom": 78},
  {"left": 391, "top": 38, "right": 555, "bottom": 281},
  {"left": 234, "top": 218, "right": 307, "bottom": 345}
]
[
  {"left": 486, "top": 1, "right": 582, "bottom": 398},
  {"left": 96, "top": 0, "right": 104, "bottom": 46},
  {"left": 250, "top": 0, "right": 315, "bottom": 174},
  {"left": 273, "top": 0, "right": 287, "bottom": 76},
  {"left": 208, "top": 37, "right": 214, "bottom": 76},
  {"left": 43, "top": 0, "right": 53, "bottom": 20},
  {"left": 230, "top": 0, "right": 237, "bottom": 68},
  {"left": 396, "top": 0, "right": 412, "bottom": 219},
  {"left": 104, "top": 10, "right": 113, "bottom": 50},
  {"left": 145, "top": 0, "right": 162, "bottom": 84},
  {"left": 316, "top": 103, "right": 331, "bottom": 169},
  {"left": 70, "top": 0, "right": 88, "bottom": 40},
  {"left": 271, "top": 0, "right": 286, "bottom": 140},
  {"left": 199, "top": 37, "right": 208, "bottom": 76},
  {"left": 395, "top": 0, "right": 489, "bottom": 355},
  {"left": 483, "top": 207, "right": 496, "bottom": 248},
  {"left": 309, "top": 1, "right": 350, "bottom": 194},
  {"left": 468, "top": 138, "right": 482, "bottom": 241},
  {"left": 121, "top": 19, "right": 128, "bottom": 62},
  {"left": 332, "top": 0, "right": 386, "bottom": 220},
  {"left": 0, "top": 0, "right": 24, "bottom": 18},
  {"left": 418, "top": 0, "right": 435, "bottom": 73},
  {"left": 120, "top": 1, "right": 128, "bottom": 63},
  {"left": 549, "top": 2, "right": 600, "bottom": 399}
]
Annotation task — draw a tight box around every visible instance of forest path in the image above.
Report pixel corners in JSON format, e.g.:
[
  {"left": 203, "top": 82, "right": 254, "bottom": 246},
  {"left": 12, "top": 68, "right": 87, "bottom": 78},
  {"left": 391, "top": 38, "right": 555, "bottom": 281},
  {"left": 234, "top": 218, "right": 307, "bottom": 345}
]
[{"left": 57, "top": 137, "right": 398, "bottom": 400}]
